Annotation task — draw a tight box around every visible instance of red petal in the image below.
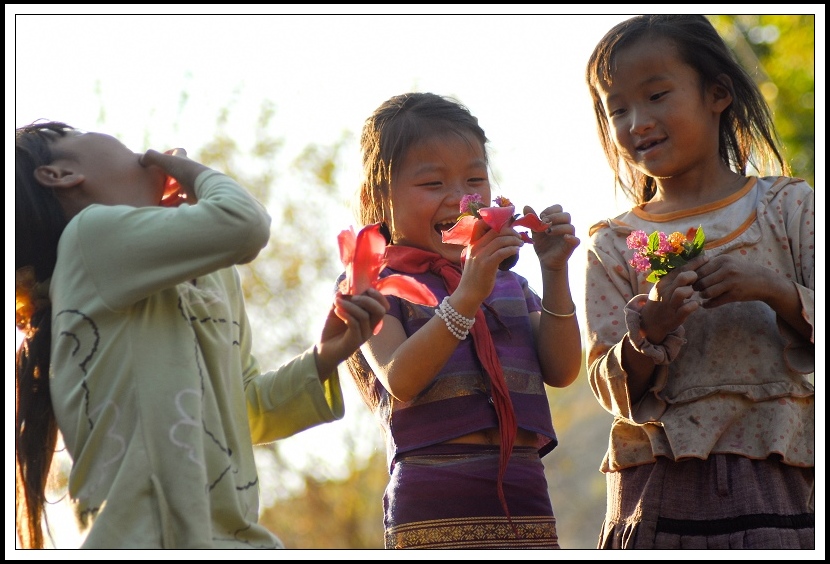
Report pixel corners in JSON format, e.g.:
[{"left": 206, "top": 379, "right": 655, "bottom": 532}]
[
  {"left": 375, "top": 275, "right": 438, "bottom": 307},
  {"left": 686, "top": 226, "right": 698, "bottom": 241},
  {"left": 337, "top": 227, "right": 357, "bottom": 266},
  {"left": 346, "top": 223, "right": 387, "bottom": 295},
  {"left": 441, "top": 215, "right": 481, "bottom": 245},
  {"left": 337, "top": 227, "right": 358, "bottom": 294},
  {"left": 512, "top": 212, "right": 547, "bottom": 232},
  {"left": 519, "top": 232, "right": 533, "bottom": 244},
  {"left": 478, "top": 205, "right": 515, "bottom": 231}
]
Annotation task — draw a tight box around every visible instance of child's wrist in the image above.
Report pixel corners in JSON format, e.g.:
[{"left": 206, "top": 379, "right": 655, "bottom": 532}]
[{"left": 624, "top": 295, "right": 686, "bottom": 365}]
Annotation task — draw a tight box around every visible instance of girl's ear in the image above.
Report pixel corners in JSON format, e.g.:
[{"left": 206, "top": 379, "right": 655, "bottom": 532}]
[
  {"left": 711, "top": 73, "right": 734, "bottom": 113},
  {"left": 33, "top": 165, "right": 84, "bottom": 189}
]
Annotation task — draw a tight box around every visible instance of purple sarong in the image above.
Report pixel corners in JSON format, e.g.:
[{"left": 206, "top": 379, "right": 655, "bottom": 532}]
[{"left": 384, "top": 444, "right": 560, "bottom": 549}]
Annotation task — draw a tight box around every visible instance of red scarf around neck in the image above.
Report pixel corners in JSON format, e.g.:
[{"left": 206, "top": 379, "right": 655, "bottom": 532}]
[{"left": 384, "top": 245, "right": 518, "bottom": 530}]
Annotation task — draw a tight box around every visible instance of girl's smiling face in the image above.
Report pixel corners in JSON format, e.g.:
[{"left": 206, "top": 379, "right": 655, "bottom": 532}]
[
  {"left": 598, "top": 36, "right": 730, "bottom": 181},
  {"left": 388, "top": 131, "right": 490, "bottom": 263}
]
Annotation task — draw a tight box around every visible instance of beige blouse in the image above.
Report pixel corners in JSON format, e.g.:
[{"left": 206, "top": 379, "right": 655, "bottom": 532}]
[{"left": 585, "top": 176, "right": 815, "bottom": 473}]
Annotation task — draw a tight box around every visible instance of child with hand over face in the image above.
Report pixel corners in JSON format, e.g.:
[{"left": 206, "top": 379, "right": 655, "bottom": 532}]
[
  {"left": 340, "top": 92, "right": 582, "bottom": 549},
  {"left": 584, "top": 15, "right": 814, "bottom": 549},
  {"left": 15, "top": 122, "right": 389, "bottom": 549}
]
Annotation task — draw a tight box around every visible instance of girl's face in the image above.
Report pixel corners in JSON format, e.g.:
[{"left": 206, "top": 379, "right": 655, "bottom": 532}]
[
  {"left": 49, "top": 130, "right": 167, "bottom": 209},
  {"left": 597, "top": 37, "right": 729, "bottom": 181},
  {"left": 388, "top": 131, "right": 489, "bottom": 263}
]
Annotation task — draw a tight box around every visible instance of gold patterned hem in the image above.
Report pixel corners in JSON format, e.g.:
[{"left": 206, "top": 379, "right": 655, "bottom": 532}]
[{"left": 385, "top": 515, "right": 559, "bottom": 549}]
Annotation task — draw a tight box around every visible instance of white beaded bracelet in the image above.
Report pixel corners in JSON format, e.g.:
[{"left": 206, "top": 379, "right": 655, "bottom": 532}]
[{"left": 435, "top": 296, "right": 475, "bottom": 340}]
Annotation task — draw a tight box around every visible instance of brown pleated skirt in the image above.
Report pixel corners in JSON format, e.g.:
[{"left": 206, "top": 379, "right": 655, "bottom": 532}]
[{"left": 598, "top": 454, "right": 814, "bottom": 549}]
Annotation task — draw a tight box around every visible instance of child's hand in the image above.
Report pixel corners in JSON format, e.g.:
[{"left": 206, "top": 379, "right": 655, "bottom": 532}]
[
  {"left": 140, "top": 148, "right": 208, "bottom": 206},
  {"left": 314, "top": 288, "right": 390, "bottom": 379},
  {"left": 641, "top": 255, "right": 708, "bottom": 343},
  {"left": 527, "top": 204, "right": 580, "bottom": 271},
  {"left": 457, "top": 225, "right": 523, "bottom": 304},
  {"left": 692, "top": 254, "right": 775, "bottom": 308}
]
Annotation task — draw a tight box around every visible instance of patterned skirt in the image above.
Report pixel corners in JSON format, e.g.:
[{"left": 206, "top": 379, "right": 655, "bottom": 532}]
[
  {"left": 383, "top": 443, "right": 559, "bottom": 549},
  {"left": 598, "top": 454, "right": 815, "bottom": 549}
]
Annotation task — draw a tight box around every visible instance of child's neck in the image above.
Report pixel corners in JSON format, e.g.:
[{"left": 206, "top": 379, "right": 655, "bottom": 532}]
[{"left": 644, "top": 170, "right": 746, "bottom": 214}]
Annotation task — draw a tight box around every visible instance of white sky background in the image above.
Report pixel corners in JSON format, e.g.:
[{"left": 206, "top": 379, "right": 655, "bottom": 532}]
[{"left": 7, "top": 5, "right": 825, "bottom": 556}]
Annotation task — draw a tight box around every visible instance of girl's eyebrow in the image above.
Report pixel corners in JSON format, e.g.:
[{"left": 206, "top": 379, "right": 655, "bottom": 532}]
[
  {"left": 407, "top": 162, "right": 444, "bottom": 175},
  {"left": 604, "top": 73, "right": 672, "bottom": 101}
]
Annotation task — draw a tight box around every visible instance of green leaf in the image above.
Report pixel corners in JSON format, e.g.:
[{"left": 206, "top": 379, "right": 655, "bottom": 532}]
[
  {"left": 665, "top": 254, "right": 687, "bottom": 269},
  {"left": 647, "top": 231, "right": 661, "bottom": 253},
  {"left": 692, "top": 224, "right": 705, "bottom": 250}
]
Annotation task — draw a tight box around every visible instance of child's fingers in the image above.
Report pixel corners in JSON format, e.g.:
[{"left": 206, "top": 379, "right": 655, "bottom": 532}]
[
  {"left": 141, "top": 148, "right": 209, "bottom": 200},
  {"left": 335, "top": 298, "right": 381, "bottom": 339},
  {"left": 140, "top": 148, "right": 188, "bottom": 169}
]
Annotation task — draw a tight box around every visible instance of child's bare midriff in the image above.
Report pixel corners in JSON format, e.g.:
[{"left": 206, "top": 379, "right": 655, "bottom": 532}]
[{"left": 444, "top": 427, "right": 538, "bottom": 447}]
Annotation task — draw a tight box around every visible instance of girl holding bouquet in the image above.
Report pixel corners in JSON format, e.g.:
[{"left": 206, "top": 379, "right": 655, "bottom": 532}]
[
  {"left": 583, "top": 15, "right": 814, "bottom": 549},
  {"left": 339, "top": 92, "right": 582, "bottom": 548}
]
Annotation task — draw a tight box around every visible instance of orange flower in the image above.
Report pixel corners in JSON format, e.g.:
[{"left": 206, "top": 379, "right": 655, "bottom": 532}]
[
  {"left": 668, "top": 231, "right": 686, "bottom": 253},
  {"left": 15, "top": 266, "right": 50, "bottom": 338}
]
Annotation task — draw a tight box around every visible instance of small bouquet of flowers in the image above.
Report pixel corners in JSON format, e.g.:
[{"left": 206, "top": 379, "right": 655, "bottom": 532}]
[
  {"left": 441, "top": 194, "right": 548, "bottom": 270},
  {"left": 626, "top": 225, "right": 705, "bottom": 283}
]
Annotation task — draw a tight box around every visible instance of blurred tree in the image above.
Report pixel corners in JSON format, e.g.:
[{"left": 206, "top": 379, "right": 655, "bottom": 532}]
[
  {"left": 544, "top": 363, "right": 612, "bottom": 549},
  {"left": 709, "top": 15, "right": 815, "bottom": 186},
  {"left": 257, "top": 446, "right": 388, "bottom": 549},
  {"left": 192, "top": 99, "right": 389, "bottom": 547}
]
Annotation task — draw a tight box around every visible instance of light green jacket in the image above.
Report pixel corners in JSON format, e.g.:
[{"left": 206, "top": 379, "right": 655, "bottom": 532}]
[{"left": 50, "top": 170, "right": 343, "bottom": 548}]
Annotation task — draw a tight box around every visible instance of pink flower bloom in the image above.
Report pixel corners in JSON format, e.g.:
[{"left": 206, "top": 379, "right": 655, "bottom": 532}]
[
  {"left": 626, "top": 230, "right": 648, "bottom": 250},
  {"left": 338, "top": 223, "right": 438, "bottom": 308},
  {"left": 656, "top": 232, "right": 672, "bottom": 255},
  {"left": 459, "top": 193, "right": 484, "bottom": 217},
  {"left": 629, "top": 254, "right": 652, "bottom": 273}
]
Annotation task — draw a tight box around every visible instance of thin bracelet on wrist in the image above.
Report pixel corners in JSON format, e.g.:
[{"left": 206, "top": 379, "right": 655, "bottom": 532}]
[{"left": 541, "top": 301, "right": 576, "bottom": 318}]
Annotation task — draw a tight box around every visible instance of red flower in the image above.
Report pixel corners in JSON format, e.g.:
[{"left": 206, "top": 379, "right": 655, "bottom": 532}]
[
  {"left": 440, "top": 194, "right": 548, "bottom": 270},
  {"left": 338, "top": 223, "right": 438, "bottom": 307}
]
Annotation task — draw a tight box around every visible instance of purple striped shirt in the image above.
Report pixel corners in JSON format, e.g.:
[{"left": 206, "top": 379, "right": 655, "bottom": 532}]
[{"left": 352, "top": 267, "right": 558, "bottom": 468}]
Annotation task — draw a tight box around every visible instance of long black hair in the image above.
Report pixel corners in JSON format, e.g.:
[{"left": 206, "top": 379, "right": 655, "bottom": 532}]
[{"left": 15, "top": 121, "right": 75, "bottom": 549}]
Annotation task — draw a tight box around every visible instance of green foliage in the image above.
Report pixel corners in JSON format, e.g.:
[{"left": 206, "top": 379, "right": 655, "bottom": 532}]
[
  {"left": 544, "top": 361, "right": 612, "bottom": 549},
  {"left": 708, "top": 15, "right": 815, "bottom": 187},
  {"left": 258, "top": 449, "right": 387, "bottom": 549},
  {"left": 195, "top": 100, "right": 345, "bottom": 358}
]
